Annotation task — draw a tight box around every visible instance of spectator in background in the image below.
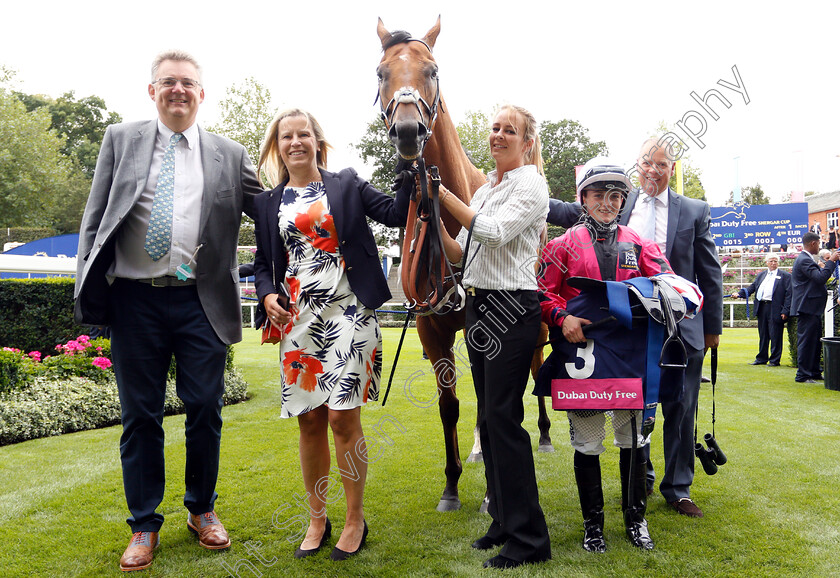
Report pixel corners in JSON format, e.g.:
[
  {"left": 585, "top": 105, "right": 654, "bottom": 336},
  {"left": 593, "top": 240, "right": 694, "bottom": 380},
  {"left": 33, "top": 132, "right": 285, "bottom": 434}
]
[
  {"left": 791, "top": 233, "right": 839, "bottom": 383},
  {"left": 826, "top": 226, "right": 837, "bottom": 250},
  {"left": 731, "top": 253, "right": 791, "bottom": 366}
]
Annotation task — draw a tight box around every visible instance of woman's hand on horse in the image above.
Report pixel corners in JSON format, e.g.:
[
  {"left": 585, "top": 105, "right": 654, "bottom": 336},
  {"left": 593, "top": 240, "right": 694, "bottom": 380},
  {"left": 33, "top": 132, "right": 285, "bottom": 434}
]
[
  {"left": 392, "top": 164, "right": 420, "bottom": 199},
  {"left": 264, "top": 293, "right": 293, "bottom": 326},
  {"left": 561, "top": 315, "right": 591, "bottom": 343}
]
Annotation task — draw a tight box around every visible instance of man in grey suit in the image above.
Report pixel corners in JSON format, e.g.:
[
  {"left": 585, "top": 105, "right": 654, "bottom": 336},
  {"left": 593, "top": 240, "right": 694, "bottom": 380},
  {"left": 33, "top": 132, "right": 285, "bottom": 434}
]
[
  {"left": 620, "top": 138, "right": 723, "bottom": 518},
  {"left": 74, "top": 50, "right": 262, "bottom": 572}
]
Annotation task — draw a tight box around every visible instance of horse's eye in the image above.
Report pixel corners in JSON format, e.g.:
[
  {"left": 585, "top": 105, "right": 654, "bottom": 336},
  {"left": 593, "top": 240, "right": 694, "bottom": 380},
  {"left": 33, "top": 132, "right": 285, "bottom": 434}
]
[{"left": 430, "top": 68, "right": 438, "bottom": 79}]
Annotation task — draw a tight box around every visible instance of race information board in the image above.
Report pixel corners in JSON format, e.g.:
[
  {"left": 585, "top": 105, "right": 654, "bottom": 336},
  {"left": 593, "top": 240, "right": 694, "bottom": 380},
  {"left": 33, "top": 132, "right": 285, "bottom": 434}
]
[{"left": 710, "top": 203, "right": 808, "bottom": 247}]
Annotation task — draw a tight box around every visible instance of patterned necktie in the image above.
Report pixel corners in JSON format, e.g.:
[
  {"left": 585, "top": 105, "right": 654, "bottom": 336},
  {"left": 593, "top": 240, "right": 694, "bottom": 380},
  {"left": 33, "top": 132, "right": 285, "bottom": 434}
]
[{"left": 145, "top": 133, "right": 183, "bottom": 261}]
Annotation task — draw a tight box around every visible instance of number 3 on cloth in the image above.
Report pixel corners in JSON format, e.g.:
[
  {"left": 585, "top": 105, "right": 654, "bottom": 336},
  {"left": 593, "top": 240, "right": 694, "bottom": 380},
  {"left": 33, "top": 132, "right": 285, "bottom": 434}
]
[{"left": 565, "top": 339, "right": 595, "bottom": 379}]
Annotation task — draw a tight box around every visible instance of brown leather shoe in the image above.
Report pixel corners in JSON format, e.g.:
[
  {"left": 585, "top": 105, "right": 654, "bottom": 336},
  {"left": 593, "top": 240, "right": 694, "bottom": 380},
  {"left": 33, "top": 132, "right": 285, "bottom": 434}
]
[
  {"left": 119, "top": 531, "right": 159, "bottom": 572},
  {"left": 668, "top": 497, "right": 704, "bottom": 518},
  {"left": 188, "top": 510, "right": 231, "bottom": 549}
]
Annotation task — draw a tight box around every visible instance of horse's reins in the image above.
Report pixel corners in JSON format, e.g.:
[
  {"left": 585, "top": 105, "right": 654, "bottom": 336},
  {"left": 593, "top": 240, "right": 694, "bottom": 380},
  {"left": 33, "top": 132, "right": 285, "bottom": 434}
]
[{"left": 378, "top": 37, "right": 463, "bottom": 406}]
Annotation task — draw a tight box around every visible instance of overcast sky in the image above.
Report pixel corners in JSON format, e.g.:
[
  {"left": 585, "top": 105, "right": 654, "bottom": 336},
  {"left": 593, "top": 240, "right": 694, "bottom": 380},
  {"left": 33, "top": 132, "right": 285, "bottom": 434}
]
[{"left": 4, "top": 1, "right": 839, "bottom": 206}]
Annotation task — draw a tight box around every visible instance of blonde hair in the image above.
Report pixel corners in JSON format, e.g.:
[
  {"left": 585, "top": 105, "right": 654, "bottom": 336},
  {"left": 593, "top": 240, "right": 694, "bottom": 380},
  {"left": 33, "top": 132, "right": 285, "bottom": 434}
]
[
  {"left": 257, "top": 108, "right": 331, "bottom": 188},
  {"left": 496, "top": 104, "right": 544, "bottom": 176}
]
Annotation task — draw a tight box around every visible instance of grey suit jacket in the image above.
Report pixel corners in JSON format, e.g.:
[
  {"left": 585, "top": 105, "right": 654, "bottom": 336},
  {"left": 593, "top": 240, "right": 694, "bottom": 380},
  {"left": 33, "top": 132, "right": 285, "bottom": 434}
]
[
  {"left": 74, "top": 119, "right": 262, "bottom": 344},
  {"left": 620, "top": 188, "right": 723, "bottom": 350}
]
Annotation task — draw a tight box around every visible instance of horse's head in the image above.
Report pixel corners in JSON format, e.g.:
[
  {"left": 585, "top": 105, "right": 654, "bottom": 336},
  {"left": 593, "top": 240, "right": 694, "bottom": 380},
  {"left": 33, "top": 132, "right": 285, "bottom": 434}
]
[{"left": 376, "top": 17, "right": 441, "bottom": 161}]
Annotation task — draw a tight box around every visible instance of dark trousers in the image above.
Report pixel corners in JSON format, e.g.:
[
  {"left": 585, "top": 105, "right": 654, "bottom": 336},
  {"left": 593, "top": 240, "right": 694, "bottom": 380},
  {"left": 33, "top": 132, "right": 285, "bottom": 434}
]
[
  {"left": 796, "top": 313, "right": 822, "bottom": 381},
  {"left": 109, "top": 279, "right": 227, "bottom": 532},
  {"left": 644, "top": 344, "right": 704, "bottom": 502},
  {"left": 755, "top": 303, "right": 784, "bottom": 364},
  {"left": 465, "top": 289, "right": 550, "bottom": 562}
]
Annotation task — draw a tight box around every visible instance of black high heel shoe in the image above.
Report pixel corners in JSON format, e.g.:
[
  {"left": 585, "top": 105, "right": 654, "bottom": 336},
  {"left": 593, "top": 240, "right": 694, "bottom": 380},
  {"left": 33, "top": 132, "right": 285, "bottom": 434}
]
[
  {"left": 330, "top": 520, "right": 368, "bottom": 561},
  {"left": 294, "top": 518, "right": 331, "bottom": 559}
]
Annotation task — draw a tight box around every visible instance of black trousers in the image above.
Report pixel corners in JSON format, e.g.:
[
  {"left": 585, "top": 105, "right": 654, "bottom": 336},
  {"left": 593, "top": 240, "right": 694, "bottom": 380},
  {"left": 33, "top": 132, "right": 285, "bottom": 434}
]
[
  {"left": 109, "top": 279, "right": 227, "bottom": 532},
  {"left": 465, "top": 289, "right": 550, "bottom": 562},
  {"left": 755, "top": 303, "right": 784, "bottom": 364},
  {"left": 796, "top": 313, "right": 822, "bottom": 381}
]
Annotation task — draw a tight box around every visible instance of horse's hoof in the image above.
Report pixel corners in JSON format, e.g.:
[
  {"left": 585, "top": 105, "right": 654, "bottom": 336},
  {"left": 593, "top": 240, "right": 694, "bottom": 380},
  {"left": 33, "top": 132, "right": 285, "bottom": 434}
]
[
  {"left": 478, "top": 497, "right": 490, "bottom": 514},
  {"left": 538, "top": 443, "right": 555, "bottom": 453},
  {"left": 466, "top": 451, "right": 483, "bottom": 463},
  {"left": 436, "top": 498, "right": 462, "bottom": 512}
]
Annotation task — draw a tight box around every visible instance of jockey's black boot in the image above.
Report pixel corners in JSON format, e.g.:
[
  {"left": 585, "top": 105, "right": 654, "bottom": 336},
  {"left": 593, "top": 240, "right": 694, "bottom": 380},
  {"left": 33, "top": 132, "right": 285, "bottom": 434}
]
[
  {"left": 620, "top": 447, "right": 654, "bottom": 551},
  {"left": 574, "top": 451, "right": 606, "bottom": 553}
]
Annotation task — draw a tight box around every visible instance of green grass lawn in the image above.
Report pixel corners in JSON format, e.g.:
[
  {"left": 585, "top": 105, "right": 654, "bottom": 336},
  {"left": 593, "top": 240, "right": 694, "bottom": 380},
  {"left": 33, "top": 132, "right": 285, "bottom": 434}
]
[{"left": 1, "top": 327, "right": 839, "bottom": 577}]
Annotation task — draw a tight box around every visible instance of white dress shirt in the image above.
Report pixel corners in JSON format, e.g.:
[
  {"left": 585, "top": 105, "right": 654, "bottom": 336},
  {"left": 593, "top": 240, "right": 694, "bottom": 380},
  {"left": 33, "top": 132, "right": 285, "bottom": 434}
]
[
  {"left": 455, "top": 165, "right": 549, "bottom": 291},
  {"left": 757, "top": 269, "right": 777, "bottom": 301},
  {"left": 627, "top": 189, "right": 669, "bottom": 254},
  {"left": 111, "top": 120, "right": 204, "bottom": 279}
]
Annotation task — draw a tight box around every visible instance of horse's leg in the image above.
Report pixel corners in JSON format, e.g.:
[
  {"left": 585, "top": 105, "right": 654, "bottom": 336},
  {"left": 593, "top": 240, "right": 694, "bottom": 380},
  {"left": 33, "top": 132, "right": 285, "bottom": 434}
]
[
  {"left": 537, "top": 396, "right": 554, "bottom": 453},
  {"left": 417, "top": 316, "right": 462, "bottom": 512},
  {"left": 532, "top": 322, "right": 554, "bottom": 452},
  {"left": 466, "top": 419, "right": 483, "bottom": 462}
]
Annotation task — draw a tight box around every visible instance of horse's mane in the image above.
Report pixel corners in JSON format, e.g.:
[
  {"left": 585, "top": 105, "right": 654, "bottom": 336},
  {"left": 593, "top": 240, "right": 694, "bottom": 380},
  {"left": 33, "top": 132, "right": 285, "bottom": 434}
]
[{"left": 382, "top": 30, "right": 413, "bottom": 51}]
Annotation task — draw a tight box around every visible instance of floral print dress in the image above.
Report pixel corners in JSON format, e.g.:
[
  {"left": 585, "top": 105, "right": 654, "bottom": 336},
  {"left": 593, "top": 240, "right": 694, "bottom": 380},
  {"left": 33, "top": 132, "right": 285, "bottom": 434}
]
[{"left": 276, "top": 182, "right": 381, "bottom": 417}]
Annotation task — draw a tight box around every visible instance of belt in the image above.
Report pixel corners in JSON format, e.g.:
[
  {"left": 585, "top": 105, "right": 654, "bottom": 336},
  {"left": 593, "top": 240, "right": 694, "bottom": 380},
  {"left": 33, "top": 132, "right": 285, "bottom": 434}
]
[
  {"left": 135, "top": 276, "right": 197, "bottom": 287},
  {"left": 465, "top": 287, "right": 491, "bottom": 297},
  {"left": 464, "top": 287, "right": 531, "bottom": 297}
]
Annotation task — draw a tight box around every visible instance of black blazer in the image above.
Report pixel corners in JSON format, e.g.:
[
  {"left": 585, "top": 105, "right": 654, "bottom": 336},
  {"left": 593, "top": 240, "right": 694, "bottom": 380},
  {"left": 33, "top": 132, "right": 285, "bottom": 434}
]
[
  {"left": 253, "top": 167, "right": 409, "bottom": 328},
  {"left": 791, "top": 250, "right": 836, "bottom": 316},
  {"left": 738, "top": 269, "right": 791, "bottom": 322}
]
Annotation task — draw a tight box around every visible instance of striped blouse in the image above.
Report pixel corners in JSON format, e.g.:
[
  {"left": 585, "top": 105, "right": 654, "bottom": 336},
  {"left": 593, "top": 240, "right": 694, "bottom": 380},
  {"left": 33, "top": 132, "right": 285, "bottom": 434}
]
[{"left": 456, "top": 164, "right": 549, "bottom": 291}]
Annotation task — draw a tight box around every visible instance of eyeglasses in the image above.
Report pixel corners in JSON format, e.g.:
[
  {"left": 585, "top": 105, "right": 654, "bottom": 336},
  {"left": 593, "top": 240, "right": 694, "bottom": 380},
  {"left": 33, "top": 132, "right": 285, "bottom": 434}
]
[{"left": 153, "top": 77, "right": 201, "bottom": 89}]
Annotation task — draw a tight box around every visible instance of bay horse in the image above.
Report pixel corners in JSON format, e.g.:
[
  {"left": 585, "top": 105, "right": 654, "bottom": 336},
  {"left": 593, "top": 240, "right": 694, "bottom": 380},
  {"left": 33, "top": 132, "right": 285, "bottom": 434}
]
[{"left": 375, "top": 17, "right": 553, "bottom": 512}]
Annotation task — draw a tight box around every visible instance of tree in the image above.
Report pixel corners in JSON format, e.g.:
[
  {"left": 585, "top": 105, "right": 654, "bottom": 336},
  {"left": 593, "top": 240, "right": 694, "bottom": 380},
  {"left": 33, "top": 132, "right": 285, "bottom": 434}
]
[
  {"left": 455, "top": 110, "right": 493, "bottom": 174},
  {"left": 540, "top": 119, "right": 608, "bottom": 202},
  {"left": 728, "top": 183, "right": 770, "bottom": 205},
  {"left": 0, "top": 90, "right": 80, "bottom": 227},
  {"left": 15, "top": 91, "right": 121, "bottom": 176},
  {"left": 206, "top": 77, "right": 273, "bottom": 170},
  {"left": 353, "top": 116, "right": 405, "bottom": 247},
  {"left": 353, "top": 115, "right": 397, "bottom": 194}
]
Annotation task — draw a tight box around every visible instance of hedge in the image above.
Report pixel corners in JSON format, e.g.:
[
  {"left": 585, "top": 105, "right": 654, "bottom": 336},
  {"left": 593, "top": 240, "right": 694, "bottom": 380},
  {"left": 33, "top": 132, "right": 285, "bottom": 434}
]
[
  {"left": 786, "top": 308, "right": 840, "bottom": 368},
  {"left": 2, "top": 227, "right": 58, "bottom": 246},
  {"left": 0, "top": 278, "right": 86, "bottom": 357},
  {"left": 0, "top": 368, "right": 248, "bottom": 446}
]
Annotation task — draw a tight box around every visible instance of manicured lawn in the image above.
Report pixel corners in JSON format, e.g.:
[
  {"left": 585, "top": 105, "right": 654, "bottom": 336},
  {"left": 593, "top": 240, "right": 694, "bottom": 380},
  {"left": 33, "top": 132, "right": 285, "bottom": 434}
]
[{"left": 1, "top": 327, "right": 838, "bottom": 577}]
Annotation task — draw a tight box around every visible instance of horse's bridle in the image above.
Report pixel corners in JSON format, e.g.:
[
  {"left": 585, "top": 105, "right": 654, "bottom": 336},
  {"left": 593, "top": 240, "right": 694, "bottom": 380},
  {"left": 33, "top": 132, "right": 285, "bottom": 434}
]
[{"left": 374, "top": 38, "right": 441, "bottom": 152}]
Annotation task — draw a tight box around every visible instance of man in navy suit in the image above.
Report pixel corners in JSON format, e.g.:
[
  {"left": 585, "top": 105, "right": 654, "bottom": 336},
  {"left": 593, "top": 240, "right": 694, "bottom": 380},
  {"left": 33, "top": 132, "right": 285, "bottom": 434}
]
[
  {"left": 732, "top": 253, "right": 791, "bottom": 365},
  {"left": 791, "top": 233, "right": 839, "bottom": 383},
  {"left": 620, "top": 138, "right": 723, "bottom": 519},
  {"left": 75, "top": 50, "right": 262, "bottom": 571}
]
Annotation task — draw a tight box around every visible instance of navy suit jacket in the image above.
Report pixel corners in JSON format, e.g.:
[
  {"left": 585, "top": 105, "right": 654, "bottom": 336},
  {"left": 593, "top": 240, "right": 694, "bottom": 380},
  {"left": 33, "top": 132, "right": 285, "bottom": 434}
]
[
  {"left": 738, "top": 269, "right": 791, "bottom": 322},
  {"left": 546, "top": 199, "right": 582, "bottom": 228},
  {"left": 253, "top": 167, "right": 409, "bottom": 328},
  {"left": 791, "top": 251, "right": 836, "bottom": 316},
  {"left": 619, "top": 188, "right": 723, "bottom": 350}
]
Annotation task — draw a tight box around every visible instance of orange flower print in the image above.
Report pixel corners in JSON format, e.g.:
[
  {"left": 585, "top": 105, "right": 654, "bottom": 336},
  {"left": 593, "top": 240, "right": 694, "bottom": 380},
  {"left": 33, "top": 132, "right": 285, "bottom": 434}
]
[
  {"left": 363, "top": 347, "right": 377, "bottom": 403},
  {"left": 294, "top": 200, "right": 339, "bottom": 254},
  {"left": 283, "top": 350, "right": 324, "bottom": 392}
]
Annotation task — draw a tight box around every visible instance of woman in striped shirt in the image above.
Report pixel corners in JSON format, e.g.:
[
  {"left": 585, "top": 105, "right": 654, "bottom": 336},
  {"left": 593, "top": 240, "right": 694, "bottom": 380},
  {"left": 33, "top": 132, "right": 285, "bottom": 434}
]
[{"left": 440, "top": 104, "right": 551, "bottom": 570}]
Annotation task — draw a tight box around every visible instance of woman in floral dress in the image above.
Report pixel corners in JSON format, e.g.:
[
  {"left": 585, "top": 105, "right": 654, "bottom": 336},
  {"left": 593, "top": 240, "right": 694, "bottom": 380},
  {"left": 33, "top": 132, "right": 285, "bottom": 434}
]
[{"left": 253, "top": 108, "right": 412, "bottom": 561}]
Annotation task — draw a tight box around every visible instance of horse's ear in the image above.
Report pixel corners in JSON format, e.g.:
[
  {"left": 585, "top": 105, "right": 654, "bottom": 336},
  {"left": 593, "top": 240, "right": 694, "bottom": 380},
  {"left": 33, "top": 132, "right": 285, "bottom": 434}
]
[
  {"left": 422, "top": 15, "right": 441, "bottom": 49},
  {"left": 377, "top": 18, "right": 393, "bottom": 48}
]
